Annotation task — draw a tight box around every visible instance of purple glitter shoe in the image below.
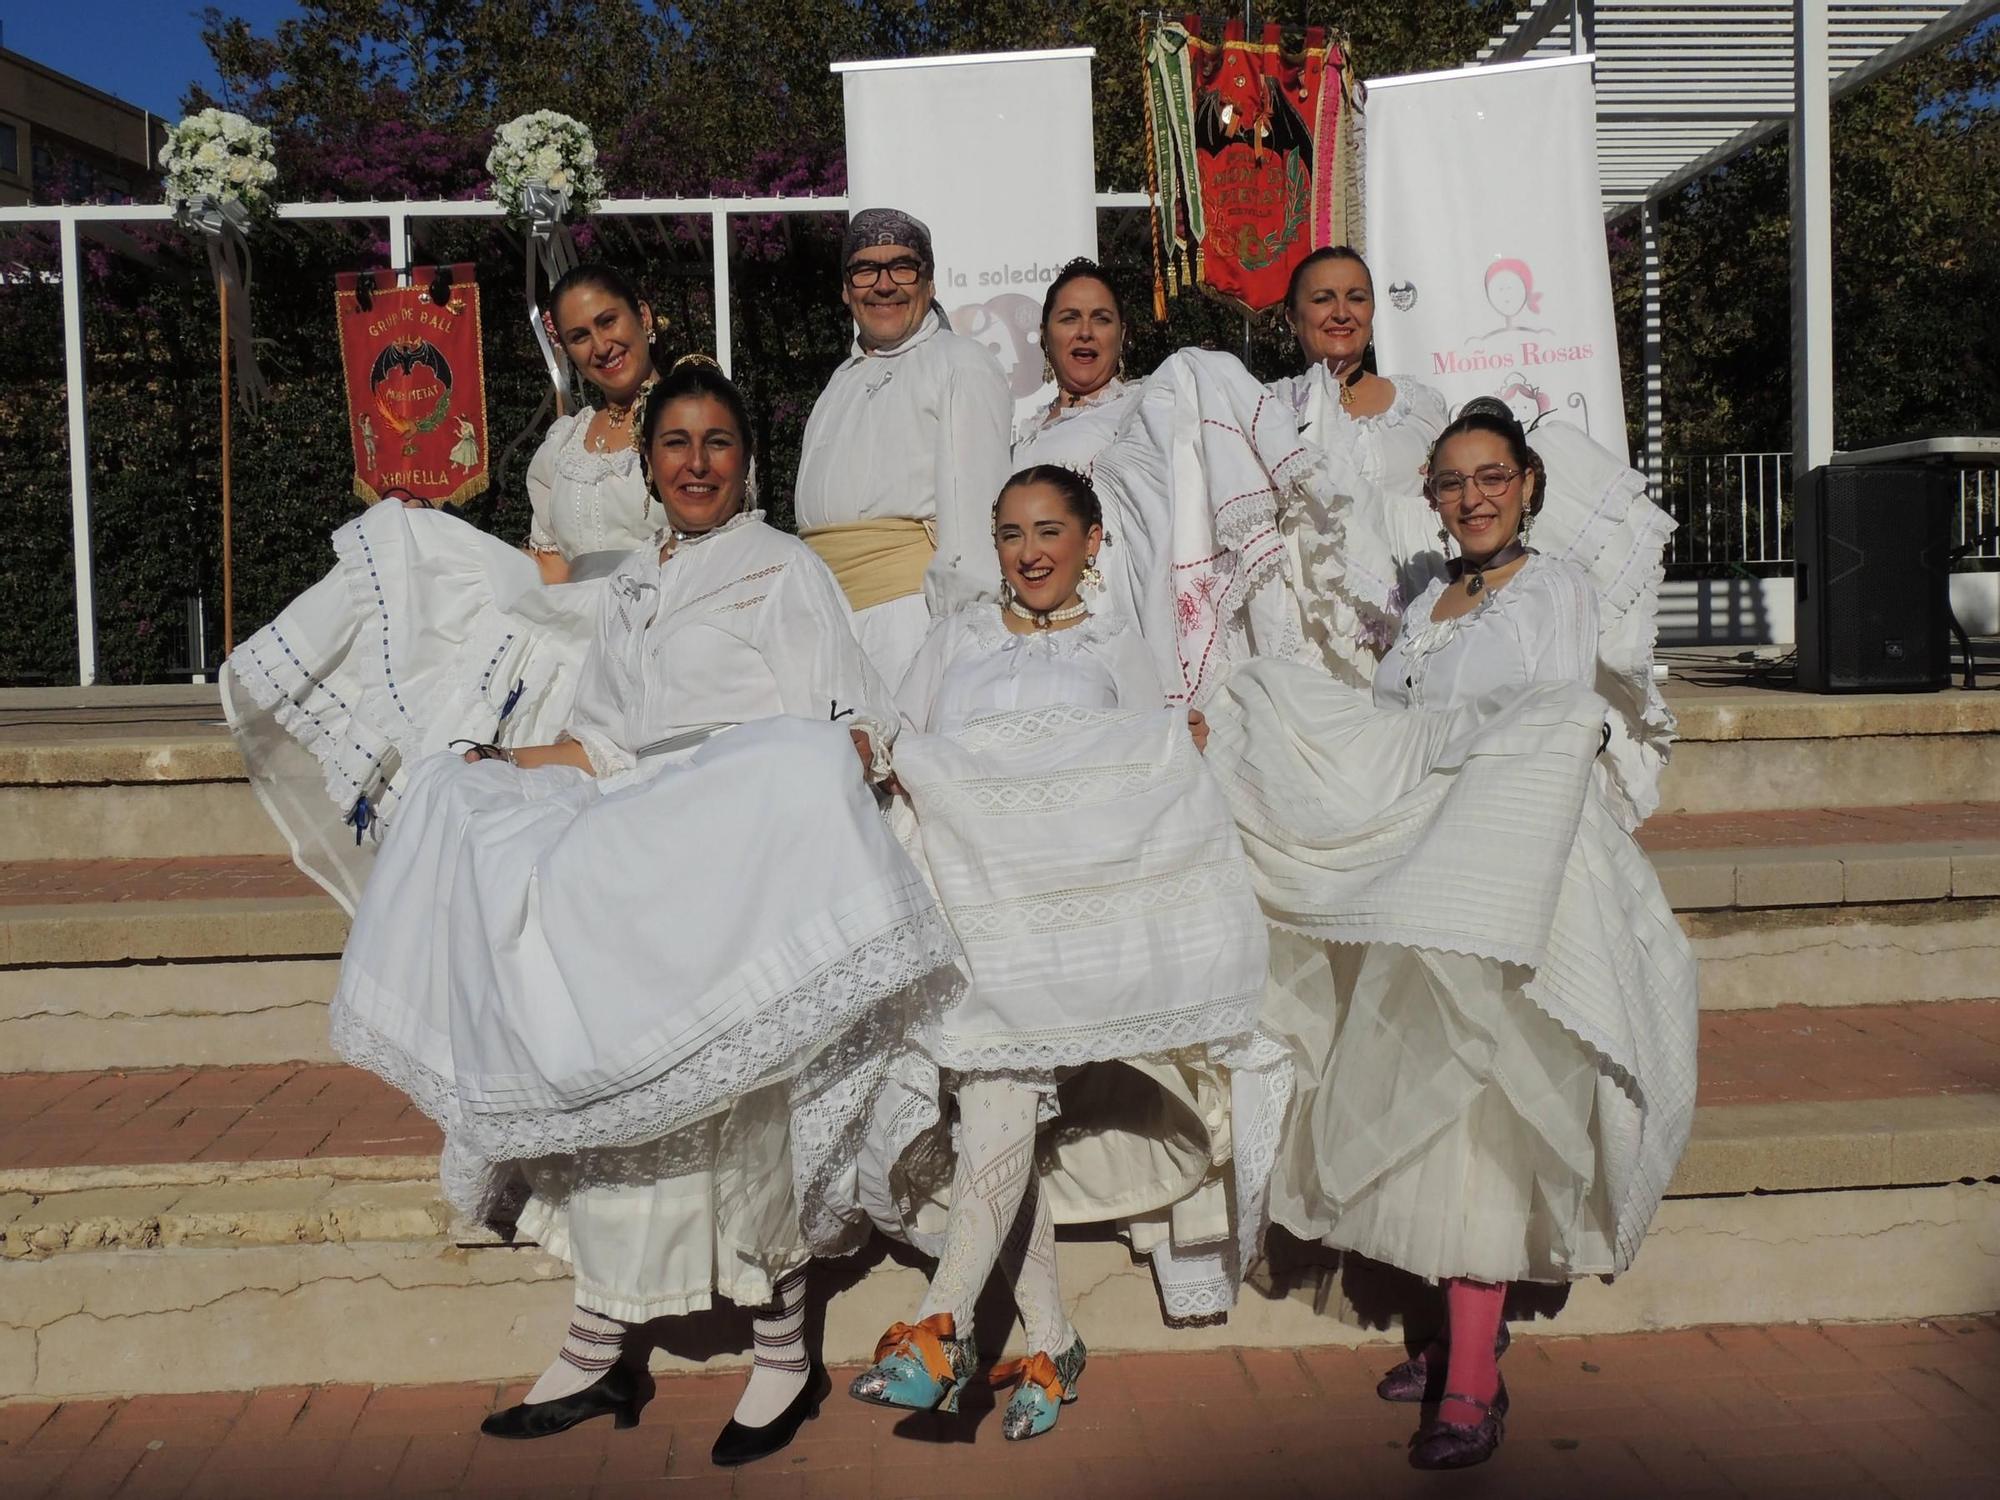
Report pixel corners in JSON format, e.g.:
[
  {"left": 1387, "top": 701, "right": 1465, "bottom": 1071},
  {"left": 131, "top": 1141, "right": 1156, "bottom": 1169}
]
[
  {"left": 1407, "top": 1382, "right": 1508, "bottom": 1471},
  {"left": 1375, "top": 1321, "right": 1511, "bottom": 1403}
]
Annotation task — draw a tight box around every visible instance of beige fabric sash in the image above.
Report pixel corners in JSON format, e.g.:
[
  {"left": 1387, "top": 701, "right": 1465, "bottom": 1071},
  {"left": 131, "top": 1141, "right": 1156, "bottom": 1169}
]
[{"left": 801, "top": 518, "right": 936, "bottom": 613}]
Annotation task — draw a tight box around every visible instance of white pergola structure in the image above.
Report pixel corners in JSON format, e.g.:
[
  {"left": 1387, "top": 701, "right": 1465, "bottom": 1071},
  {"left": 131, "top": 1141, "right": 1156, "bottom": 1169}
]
[{"left": 1473, "top": 0, "right": 2000, "bottom": 483}]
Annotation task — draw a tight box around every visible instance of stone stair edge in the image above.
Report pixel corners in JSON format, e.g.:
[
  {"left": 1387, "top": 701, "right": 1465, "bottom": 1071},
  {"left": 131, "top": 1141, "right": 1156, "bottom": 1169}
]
[
  {"left": 1654, "top": 840, "right": 2000, "bottom": 909},
  {"left": 0, "top": 690, "right": 1993, "bottom": 786},
  {"left": 0, "top": 737, "right": 244, "bottom": 787},
  {"left": 5, "top": 1093, "right": 1997, "bottom": 1262},
  {"left": 3, "top": 834, "right": 1996, "bottom": 948},
  {"left": 0, "top": 897, "right": 346, "bottom": 966},
  {"left": 1671, "top": 693, "right": 2000, "bottom": 743}
]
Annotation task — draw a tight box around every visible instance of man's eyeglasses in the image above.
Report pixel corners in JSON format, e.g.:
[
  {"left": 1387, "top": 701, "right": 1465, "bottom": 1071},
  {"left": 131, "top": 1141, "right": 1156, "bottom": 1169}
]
[
  {"left": 1428, "top": 465, "right": 1522, "bottom": 501},
  {"left": 846, "top": 258, "right": 926, "bottom": 290}
]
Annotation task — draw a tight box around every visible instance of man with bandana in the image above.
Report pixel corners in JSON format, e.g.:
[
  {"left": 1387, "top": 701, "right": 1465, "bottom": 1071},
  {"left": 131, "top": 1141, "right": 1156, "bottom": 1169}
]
[{"left": 796, "top": 206, "right": 1015, "bottom": 686}]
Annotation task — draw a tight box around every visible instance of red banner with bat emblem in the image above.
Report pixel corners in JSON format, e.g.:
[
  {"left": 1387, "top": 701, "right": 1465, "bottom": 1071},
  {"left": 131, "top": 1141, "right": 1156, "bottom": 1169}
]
[{"left": 335, "top": 264, "right": 489, "bottom": 506}]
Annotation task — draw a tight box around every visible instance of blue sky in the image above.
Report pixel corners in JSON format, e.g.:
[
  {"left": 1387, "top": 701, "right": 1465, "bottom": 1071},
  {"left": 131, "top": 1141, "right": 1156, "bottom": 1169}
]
[{"left": 2, "top": 3, "right": 303, "bottom": 117}]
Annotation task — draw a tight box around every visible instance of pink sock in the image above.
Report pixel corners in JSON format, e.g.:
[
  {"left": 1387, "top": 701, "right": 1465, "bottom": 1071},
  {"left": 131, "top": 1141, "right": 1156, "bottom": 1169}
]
[{"left": 1439, "top": 1278, "right": 1505, "bottom": 1426}]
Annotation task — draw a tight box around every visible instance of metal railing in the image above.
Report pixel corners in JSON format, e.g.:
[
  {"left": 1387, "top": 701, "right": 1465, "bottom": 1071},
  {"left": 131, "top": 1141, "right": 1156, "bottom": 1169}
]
[
  {"left": 0, "top": 190, "right": 1153, "bottom": 685},
  {"left": 1657, "top": 452, "right": 2000, "bottom": 572}
]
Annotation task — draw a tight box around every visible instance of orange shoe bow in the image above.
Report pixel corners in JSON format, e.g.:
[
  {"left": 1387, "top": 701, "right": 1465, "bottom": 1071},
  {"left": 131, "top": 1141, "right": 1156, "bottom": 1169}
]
[
  {"left": 872, "top": 1313, "right": 960, "bottom": 1385},
  {"left": 989, "top": 1350, "right": 1067, "bottom": 1404}
]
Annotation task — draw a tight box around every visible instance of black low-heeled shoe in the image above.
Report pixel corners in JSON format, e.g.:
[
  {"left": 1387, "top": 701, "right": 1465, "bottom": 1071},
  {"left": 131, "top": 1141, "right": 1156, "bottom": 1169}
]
[
  {"left": 710, "top": 1364, "right": 832, "bottom": 1468},
  {"left": 481, "top": 1363, "right": 651, "bottom": 1440}
]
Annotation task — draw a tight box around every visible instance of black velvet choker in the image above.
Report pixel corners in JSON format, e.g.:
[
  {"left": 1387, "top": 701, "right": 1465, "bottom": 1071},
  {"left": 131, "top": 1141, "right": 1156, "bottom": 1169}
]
[{"left": 1446, "top": 541, "right": 1530, "bottom": 597}]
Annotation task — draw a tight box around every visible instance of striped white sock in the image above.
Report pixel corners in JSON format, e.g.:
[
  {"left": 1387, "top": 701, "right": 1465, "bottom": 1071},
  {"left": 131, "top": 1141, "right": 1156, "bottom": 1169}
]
[
  {"left": 732, "top": 1267, "right": 811, "bottom": 1426},
  {"left": 523, "top": 1304, "right": 628, "bottom": 1404}
]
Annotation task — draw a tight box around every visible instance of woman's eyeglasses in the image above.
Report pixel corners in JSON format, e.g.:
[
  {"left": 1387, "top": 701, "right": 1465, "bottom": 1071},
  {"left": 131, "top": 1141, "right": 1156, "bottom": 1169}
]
[
  {"left": 846, "top": 258, "right": 925, "bottom": 290},
  {"left": 1429, "top": 465, "right": 1521, "bottom": 501}
]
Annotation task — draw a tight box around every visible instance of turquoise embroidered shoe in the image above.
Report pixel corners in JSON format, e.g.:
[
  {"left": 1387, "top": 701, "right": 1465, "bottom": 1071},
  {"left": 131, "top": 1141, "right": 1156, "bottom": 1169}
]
[
  {"left": 848, "top": 1313, "right": 978, "bottom": 1413},
  {"left": 992, "top": 1334, "right": 1086, "bottom": 1441}
]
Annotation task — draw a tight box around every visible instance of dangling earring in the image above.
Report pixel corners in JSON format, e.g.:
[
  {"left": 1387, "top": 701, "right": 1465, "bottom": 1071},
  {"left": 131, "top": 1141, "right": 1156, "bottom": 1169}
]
[
  {"left": 999, "top": 578, "right": 1018, "bottom": 607},
  {"left": 1081, "top": 558, "right": 1105, "bottom": 595},
  {"left": 1115, "top": 348, "right": 1127, "bottom": 381},
  {"left": 1042, "top": 354, "right": 1056, "bottom": 385}
]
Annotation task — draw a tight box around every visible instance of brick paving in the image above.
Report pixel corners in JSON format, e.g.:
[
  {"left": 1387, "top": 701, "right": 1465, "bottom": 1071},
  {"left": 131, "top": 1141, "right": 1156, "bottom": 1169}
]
[
  {"left": 1, "top": 1320, "right": 1996, "bottom": 1498},
  {"left": 0, "top": 800, "right": 1993, "bottom": 909},
  {"left": 2, "top": 1001, "right": 1996, "bottom": 1172},
  {"left": 0, "top": 856, "right": 321, "bottom": 907},
  {"left": 1636, "top": 801, "right": 2000, "bottom": 853}
]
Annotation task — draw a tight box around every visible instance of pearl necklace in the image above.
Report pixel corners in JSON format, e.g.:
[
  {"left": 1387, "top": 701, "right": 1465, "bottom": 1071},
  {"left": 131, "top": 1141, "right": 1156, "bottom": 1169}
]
[{"left": 1004, "top": 597, "right": 1089, "bottom": 631}]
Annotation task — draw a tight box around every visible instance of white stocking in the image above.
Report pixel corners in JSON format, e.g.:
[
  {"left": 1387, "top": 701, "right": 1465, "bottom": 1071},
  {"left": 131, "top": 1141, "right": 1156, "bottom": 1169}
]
[
  {"left": 916, "top": 1078, "right": 1070, "bottom": 1353},
  {"left": 1000, "top": 1157, "right": 1074, "bottom": 1356},
  {"left": 731, "top": 1266, "right": 811, "bottom": 1427},
  {"left": 523, "top": 1302, "right": 629, "bottom": 1404}
]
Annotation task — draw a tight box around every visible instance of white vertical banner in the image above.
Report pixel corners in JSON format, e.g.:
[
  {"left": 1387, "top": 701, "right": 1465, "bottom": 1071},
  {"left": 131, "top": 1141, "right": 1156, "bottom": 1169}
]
[
  {"left": 1364, "top": 56, "right": 1628, "bottom": 461},
  {"left": 836, "top": 49, "right": 1097, "bottom": 416}
]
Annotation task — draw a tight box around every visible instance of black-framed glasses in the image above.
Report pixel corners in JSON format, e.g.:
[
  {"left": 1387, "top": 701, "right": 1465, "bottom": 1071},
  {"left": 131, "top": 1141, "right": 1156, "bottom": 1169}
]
[
  {"left": 1429, "top": 465, "right": 1521, "bottom": 501},
  {"left": 846, "top": 258, "right": 925, "bottom": 289}
]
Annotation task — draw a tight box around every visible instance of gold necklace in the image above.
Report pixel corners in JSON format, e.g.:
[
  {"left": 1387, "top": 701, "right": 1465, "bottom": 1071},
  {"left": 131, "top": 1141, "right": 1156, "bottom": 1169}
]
[{"left": 593, "top": 396, "right": 639, "bottom": 452}]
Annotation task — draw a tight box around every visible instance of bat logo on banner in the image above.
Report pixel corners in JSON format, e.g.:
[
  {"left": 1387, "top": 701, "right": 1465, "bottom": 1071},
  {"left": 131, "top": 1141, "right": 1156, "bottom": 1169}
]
[
  {"left": 370, "top": 336, "right": 455, "bottom": 457},
  {"left": 370, "top": 336, "right": 453, "bottom": 389}
]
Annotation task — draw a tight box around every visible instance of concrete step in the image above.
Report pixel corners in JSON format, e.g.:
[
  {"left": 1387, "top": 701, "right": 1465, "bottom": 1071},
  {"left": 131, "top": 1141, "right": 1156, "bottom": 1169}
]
[
  {"left": 3, "top": 676, "right": 1996, "bottom": 865},
  {"left": 9, "top": 805, "right": 1999, "bottom": 1072},
  {"left": 0, "top": 715, "right": 286, "bottom": 861},
  {"left": 2, "top": 1005, "right": 1997, "bottom": 1396},
  {"left": 1659, "top": 684, "right": 2000, "bottom": 816}
]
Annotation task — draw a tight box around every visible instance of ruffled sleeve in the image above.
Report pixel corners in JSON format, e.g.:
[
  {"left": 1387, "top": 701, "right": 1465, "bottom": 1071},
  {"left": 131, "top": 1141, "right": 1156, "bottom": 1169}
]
[
  {"left": 525, "top": 412, "right": 585, "bottom": 554},
  {"left": 894, "top": 611, "right": 966, "bottom": 735},
  {"left": 1511, "top": 558, "right": 1601, "bottom": 690},
  {"left": 562, "top": 551, "right": 643, "bottom": 776},
  {"left": 921, "top": 341, "right": 1014, "bottom": 616},
  {"left": 1389, "top": 377, "right": 1450, "bottom": 439},
  {"left": 760, "top": 543, "right": 900, "bottom": 774},
  {"left": 1100, "top": 612, "right": 1166, "bottom": 707}
]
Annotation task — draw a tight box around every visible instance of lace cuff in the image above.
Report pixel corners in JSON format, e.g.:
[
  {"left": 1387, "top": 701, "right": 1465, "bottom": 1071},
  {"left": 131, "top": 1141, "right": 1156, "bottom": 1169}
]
[
  {"left": 852, "top": 714, "right": 896, "bottom": 785},
  {"left": 563, "top": 727, "right": 631, "bottom": 777}
]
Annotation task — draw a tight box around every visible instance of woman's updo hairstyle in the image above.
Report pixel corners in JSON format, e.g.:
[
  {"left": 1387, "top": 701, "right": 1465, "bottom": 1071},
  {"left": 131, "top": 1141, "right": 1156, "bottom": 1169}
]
[
  {"left": 1283, "top": 244, "right": 1372, "bottom": 317},
  {"left": 994, "top": 463, "right": 1104, "bottom": 534},
  {"left": 1425, "top": 397, "right": 1546, "bottom": 517},
  {"left": 634, "top": 354, "right": 758, "bottom": 499},
  {"left": 547, "top": 262, "right": 648, "bottom": 325},
  {"left": 1040, "top": 257, "right": 1127, "bottom": 333}
]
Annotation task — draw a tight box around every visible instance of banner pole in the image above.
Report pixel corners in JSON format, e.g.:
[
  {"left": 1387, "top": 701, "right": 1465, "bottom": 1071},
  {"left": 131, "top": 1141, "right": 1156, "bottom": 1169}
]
[{"left": 219, "top": 274, "right": 235, "bottom": 657}]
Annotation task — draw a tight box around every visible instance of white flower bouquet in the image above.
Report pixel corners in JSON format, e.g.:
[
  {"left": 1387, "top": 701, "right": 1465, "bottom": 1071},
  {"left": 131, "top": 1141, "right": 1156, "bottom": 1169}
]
[
  {"left": 159, "top": 108, "right": 279, "bottom": 231},
  {"left": 487, "top": 110, "right": 605, "bottom": 228}
]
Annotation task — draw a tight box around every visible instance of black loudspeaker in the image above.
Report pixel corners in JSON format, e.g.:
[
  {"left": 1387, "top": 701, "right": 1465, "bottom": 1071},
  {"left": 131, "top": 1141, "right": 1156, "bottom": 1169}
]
[{"left": 1794, "top": 463, "right": 1953, "bottom": 693}]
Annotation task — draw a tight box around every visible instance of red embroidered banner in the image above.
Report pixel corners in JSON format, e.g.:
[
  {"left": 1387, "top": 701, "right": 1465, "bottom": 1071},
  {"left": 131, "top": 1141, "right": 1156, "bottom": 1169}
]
[
  {"left": 1145, "top": 18, "right": 1359, "bottom": 318},
  {"left": 335, "top": 264, "right": 489, "bottom": 506}
]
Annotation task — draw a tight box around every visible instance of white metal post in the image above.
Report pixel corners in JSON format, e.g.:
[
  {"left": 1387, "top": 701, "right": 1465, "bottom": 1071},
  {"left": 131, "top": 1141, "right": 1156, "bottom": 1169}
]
[
  {"left": 386, "top": 208, "right": 410, "bottom": 279},
  {"left": 1791, "top": 0, "right": 1834, "bottom": 479},
  {"left": 59, "top": 219, "right": 98, "bottom": 686},
  {"left": 1640, "top": 198, "right": 1665, "bottom": 495},
  {"left": 711, "top": 209, "right": 732, "bottom": 377}
]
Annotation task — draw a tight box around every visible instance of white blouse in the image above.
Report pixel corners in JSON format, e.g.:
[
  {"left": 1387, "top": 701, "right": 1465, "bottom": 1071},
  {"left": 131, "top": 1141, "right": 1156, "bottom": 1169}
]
[
  {"left": 524, "top": 409, "right": 660, "bottom": 557},
  {"left": 794, "top": 310, "right": 1016, "bottom": 615},
  {"left": 897, "top": 606, "right": 1164, "bottom": 737},
  {"left": 1374, "top": 554, "right": 1600, "bottom": 713},
  {"left": 1011, "top": 381, "right": 1141, "bottom": 475},
  {"left": 565, "top": 514, "right": 892, "bottom": 777},
  {"left": 1277, "top": 366, "right": 1451, "bottom": 611},
  {"left": 1275, "top": 366, "right": 1449, "bottom": 497}
]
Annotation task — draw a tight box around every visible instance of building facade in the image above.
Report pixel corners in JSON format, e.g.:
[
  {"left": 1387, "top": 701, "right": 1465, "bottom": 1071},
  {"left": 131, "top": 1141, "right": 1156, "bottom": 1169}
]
[{"left": 0, "top": 46, "right": 167, "bottom": 206}]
